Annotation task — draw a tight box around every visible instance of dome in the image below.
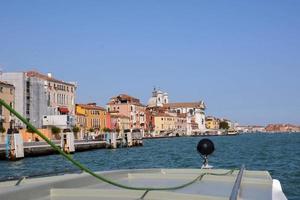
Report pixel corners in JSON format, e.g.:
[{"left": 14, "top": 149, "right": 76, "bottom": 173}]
[
  {"left": 147, "top": 97, "right": 157, "bottom": 107},
  {"left": 157, "top": 90, "right": 163, "bottom": 94}
]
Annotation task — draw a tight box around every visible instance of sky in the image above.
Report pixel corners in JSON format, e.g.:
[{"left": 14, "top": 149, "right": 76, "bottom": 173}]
[{"left": 0, "top": 0, "right": 300, "bottom": 125}]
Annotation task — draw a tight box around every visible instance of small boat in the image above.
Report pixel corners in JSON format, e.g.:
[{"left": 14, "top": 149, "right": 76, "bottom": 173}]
[
  {"left": 0, "top": 139, "right": 287, "bottom": 200},
  {"left": 226, "top": 129, "right": 239, "bottom": 136}
]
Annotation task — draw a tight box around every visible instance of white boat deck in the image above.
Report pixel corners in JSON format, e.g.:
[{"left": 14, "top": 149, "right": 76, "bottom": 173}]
[{"left": 0, "top": 168, "right": 287, "bottom": 200}]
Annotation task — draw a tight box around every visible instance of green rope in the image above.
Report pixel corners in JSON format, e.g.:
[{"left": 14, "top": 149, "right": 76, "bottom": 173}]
[{"left": 0, "top": 99, "right": 236, "bottom": 191}]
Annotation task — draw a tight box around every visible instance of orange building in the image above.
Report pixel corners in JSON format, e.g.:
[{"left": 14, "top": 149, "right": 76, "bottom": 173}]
[{"left": 76, "top": 103, "right": 108, "bottom": 133}]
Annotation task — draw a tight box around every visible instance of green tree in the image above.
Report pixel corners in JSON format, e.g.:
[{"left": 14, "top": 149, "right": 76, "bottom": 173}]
[
  {"left": 72, "top": 126, "right": 80, "bottom": 139},
  {"left": 51, "top": 126, "right": 61, "bottom": 140},
  {"left": 102, "top": 127, "right": 111, "bottom": 133},
  {"left": 219, "top": 121, "right": 230, "bottom": 130},
  {"left": 0, "top": 126, "right": 6, "bottom": 134},
  {"left": 72, "top": 126, "right": 80, "bottom": 134},
  {"left": 89, "top": 128, "right": 95, "bottom": 132},
  {"left": 51, "top": 126, "right": 61, "bottom": 134}
]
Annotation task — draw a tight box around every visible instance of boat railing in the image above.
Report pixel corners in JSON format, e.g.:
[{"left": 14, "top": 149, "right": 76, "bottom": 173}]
[{"left": 229, "top": 164, "right": 245, "bottom": 200}]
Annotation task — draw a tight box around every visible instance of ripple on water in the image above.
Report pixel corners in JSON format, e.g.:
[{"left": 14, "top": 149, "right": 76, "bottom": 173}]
[{"left": 0, "top": 133, "right": 299, "bottom": 199}]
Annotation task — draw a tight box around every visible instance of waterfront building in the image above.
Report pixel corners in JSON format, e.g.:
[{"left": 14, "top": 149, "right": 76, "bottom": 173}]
[
  {"left": 0, "top": 71, "right": 76, "bottom": 128},
  {"left": 163, "top": 101, "right": 206, "bottom": 134},
  {"left": 205, "top": 116, "right": 220, "bottom": 130},
  {"left": 106, "top": 112, "right": 112, "bottom": 130},
  {"left": 0, "top": 72, "right": 27, "bottom": 128},
  {"left": 176, "top": 113, "right": 187, "bottom": 134},
  {"left": 109, "top": 112, "right": 130, "bottom": 133},
  {"left": 153, "top": 113, "right": 176, "bottom": 136},
  {"left": 236, "top": 125, "right": 250, "bottom": 133},
  {"left": 107, "top": 94, "right": 146, "bottom": 132},
  {"left": 249, "top": 126, "right": 266, "bottom": 133},
  {"left": 265, "top": 124, "right": 300, "bottom": 133},
  {"left": 76, "top": 112, "right": 86, "bottom": 139},
  {"left": 0, "top": 81, "right": 15, "bottom": 143},
  {"left": 75, "top": 103, "right": 107, "bottom": 133}
]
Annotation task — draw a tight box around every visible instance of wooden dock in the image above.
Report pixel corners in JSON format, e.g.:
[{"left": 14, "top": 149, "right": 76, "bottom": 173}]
[{"left": 0, "top": 140, "right": 106, "bottom": 160}]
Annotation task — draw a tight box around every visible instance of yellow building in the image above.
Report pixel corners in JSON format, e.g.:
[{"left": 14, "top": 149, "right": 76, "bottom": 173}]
[
  {"left": 154, "top": 113, "right": 176, "bottom": 135},
  {"left": 0, "top": 81, "right": 15, "bottom": 143},
  {"left": 76, "top": 103, "right": 107, "bottom": 132},
  {"left": 205, "top": 116, "right": 220, "bottom": 130}
]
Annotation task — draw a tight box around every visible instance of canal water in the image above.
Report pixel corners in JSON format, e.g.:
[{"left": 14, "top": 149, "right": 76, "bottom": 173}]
[{"left": 0, "top": 133, "right": 299, "bottom": 199}]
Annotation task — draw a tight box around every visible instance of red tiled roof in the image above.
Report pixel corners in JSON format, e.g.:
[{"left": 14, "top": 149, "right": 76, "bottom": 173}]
[
  {"left": 26, "top": 71, "right": 75, "bottom": 86},
  {"left": 76, "top": 104, "right": 106, "bottom": 111},
  {"left": 108, "top": 94, "right": 145, "bottom": 107},
  {"left": 110, "top": 94, "right": 139, "bottom": 101}
]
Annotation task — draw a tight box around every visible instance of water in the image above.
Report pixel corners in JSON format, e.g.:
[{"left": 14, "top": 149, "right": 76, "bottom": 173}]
[{"left": 0, "top": 133, "right": 299, "bottom": 199}]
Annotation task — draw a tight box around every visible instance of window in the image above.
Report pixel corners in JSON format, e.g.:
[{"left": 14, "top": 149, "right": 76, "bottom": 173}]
[
  {"left": 0, "top": 87, "right": 3, "bottom": 93},
  {"left": 47, "top": 93, "right": 50, "bottom": 106},
  {"left": 10, "top": 88, "right": 13, "bottom": 94}
]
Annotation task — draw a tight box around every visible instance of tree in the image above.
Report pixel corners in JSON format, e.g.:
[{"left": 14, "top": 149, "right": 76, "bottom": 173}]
[
  {"left": 0, "top": 126, "right": 6, "bottom": 134},
  {"left": 102, "top": 127, "right": 111, "bottom": 133},
  {"left": 51, "top": 126, "right": 61, "bottom": 134},
  {"left": 72, "top": 126, "right": 80, "bottom": 134},
  {"left": 51, "top": 126, "right": 61, "bottom": 140},
  {"left": 89, "top": 128, "right": 95, "bottom": 133},
  {"left": 72, "top": 126, "right": 80, "bottom": 139},
  {"left": 219, "top": 121, "right": 230, "bottom": 130}
]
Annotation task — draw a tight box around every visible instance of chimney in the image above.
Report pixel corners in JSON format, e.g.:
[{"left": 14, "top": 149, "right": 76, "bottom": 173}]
[{"left": 47, "top": 73, "right": 52, "bottom": 78}]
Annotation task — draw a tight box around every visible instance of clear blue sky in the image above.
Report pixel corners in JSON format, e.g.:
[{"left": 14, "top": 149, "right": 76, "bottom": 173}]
[{"left": 1, "top": 1, "right": 299, "bottom": 125}]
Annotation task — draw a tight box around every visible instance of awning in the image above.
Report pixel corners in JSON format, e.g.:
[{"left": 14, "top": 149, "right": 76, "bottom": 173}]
[{"left": 58, "top": 107, "right": 69, "bottom": 114}]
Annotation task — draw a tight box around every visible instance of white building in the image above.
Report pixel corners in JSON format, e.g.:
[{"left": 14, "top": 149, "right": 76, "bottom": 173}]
[
  {"left": 163, "top": 101, "right": 206, "bottom": 135},
  {"left": 0, "top": 71, "right": 76, "bottom": 128}
]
